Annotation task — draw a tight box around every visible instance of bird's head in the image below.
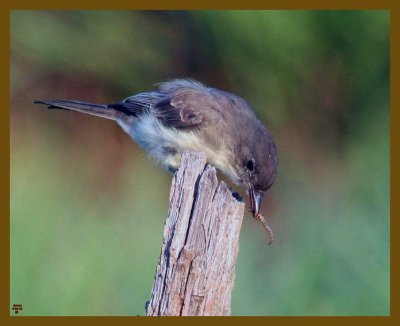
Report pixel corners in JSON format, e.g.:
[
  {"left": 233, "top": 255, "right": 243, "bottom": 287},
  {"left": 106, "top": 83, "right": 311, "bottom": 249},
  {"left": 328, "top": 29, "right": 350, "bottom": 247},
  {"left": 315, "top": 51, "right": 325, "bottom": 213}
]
[{"left": 237, "top": 135, "right": 278, "bottom": 216}]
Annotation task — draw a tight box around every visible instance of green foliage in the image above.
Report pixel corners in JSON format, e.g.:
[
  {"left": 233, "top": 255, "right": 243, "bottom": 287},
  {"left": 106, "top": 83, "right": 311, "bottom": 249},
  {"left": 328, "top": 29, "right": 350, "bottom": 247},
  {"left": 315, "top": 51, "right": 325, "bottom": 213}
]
[{"left": 10, "top": 10, "right": 389, "bottom": 315}]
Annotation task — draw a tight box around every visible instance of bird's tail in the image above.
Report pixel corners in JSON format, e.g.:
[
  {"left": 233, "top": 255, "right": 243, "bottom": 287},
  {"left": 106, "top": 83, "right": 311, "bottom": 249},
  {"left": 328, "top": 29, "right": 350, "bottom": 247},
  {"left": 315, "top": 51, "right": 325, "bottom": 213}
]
[{"left": 33, "top": 99, "right": 118, "bottom": 120}]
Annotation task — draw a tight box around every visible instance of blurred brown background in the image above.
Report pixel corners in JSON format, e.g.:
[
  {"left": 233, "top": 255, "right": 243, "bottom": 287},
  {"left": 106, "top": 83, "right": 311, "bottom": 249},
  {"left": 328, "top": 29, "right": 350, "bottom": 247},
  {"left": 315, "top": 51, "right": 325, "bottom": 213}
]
[{"left": 10, "top": 10, "right": 389, "bottom": 315}]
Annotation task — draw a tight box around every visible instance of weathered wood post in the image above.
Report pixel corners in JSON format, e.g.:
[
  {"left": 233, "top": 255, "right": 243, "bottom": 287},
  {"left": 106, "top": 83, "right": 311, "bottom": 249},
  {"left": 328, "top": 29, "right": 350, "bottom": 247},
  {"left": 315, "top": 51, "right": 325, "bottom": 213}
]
[{"left": 147, "top": 151, "right": 245, "bottom": 316}]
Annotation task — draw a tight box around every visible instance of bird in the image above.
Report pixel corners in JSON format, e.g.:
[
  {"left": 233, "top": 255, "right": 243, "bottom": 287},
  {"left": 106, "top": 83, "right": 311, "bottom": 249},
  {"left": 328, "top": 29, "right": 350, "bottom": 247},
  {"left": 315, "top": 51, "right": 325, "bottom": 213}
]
[{"left": 34, "top": 79, "right": 278, "bottom": 244}]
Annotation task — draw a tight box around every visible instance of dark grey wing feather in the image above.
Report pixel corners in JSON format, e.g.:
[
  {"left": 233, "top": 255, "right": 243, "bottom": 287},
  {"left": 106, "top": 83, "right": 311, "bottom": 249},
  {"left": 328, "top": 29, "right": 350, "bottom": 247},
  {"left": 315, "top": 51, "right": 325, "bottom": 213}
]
[
  {"left": 152, "top": 80, "right": 222, "bottom": 130},
  {"left": 108, "top": 91, "right": 166, "bottom": 116}
]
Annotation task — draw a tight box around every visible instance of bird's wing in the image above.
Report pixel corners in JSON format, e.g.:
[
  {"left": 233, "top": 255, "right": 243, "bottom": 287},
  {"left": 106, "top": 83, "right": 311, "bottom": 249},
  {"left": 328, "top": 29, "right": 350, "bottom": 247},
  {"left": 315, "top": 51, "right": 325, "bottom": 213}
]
[
  {"left": 110, "top": 80, "right": 223, "bottom": 131},
  {"left": 152, "top": 86, "right": 222, "bottom": 130}
]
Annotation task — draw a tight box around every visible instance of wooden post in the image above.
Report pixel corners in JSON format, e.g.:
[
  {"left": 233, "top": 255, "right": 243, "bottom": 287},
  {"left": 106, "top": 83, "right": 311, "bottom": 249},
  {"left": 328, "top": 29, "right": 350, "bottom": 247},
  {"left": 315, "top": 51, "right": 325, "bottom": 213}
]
[{"left": 147, "top": 151, "right": 245, "bottom": 316}]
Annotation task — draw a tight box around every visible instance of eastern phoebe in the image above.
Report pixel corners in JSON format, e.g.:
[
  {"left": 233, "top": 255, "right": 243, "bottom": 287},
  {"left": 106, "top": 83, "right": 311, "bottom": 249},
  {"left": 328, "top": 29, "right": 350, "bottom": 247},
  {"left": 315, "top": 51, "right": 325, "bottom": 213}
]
[{"left": 34, "top": 79, "right": 278, "bottom": 244}]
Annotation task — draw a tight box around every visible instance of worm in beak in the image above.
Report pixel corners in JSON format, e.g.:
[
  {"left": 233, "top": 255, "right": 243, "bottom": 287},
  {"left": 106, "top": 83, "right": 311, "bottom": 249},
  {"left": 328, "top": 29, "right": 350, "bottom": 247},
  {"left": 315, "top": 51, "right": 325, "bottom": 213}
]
[{"left": 248, "top": 187, "right": 274, "bottom": 245}]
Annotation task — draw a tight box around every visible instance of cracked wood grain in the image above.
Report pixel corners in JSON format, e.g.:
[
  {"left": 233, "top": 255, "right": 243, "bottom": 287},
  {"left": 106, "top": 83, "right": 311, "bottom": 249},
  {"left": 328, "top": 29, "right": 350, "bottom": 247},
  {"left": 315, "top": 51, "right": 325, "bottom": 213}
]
[{"left": 147, "top": 151, "right": 245, "bottom": 316}]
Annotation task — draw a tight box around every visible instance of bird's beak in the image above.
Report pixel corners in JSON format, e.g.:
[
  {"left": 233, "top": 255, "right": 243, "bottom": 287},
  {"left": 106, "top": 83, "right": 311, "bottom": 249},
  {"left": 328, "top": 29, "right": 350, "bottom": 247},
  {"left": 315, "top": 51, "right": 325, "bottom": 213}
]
[{"left": 248, "top": 187, "right": 263, "bottom": 216}]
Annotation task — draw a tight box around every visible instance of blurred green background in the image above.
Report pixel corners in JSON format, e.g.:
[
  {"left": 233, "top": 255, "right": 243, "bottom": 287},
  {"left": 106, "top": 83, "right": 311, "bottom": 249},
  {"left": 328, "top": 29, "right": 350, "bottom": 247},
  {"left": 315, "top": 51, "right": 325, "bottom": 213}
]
[{"left": 10, "top": 10, "right": 390, "bottom": 316}]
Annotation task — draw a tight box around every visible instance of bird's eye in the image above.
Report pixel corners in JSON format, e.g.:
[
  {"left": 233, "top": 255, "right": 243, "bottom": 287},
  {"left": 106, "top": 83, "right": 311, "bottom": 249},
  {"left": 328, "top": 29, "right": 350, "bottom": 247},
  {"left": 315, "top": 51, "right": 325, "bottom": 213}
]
[{"left": 246, "top": 159, "right": 255, "bottom": 171}]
